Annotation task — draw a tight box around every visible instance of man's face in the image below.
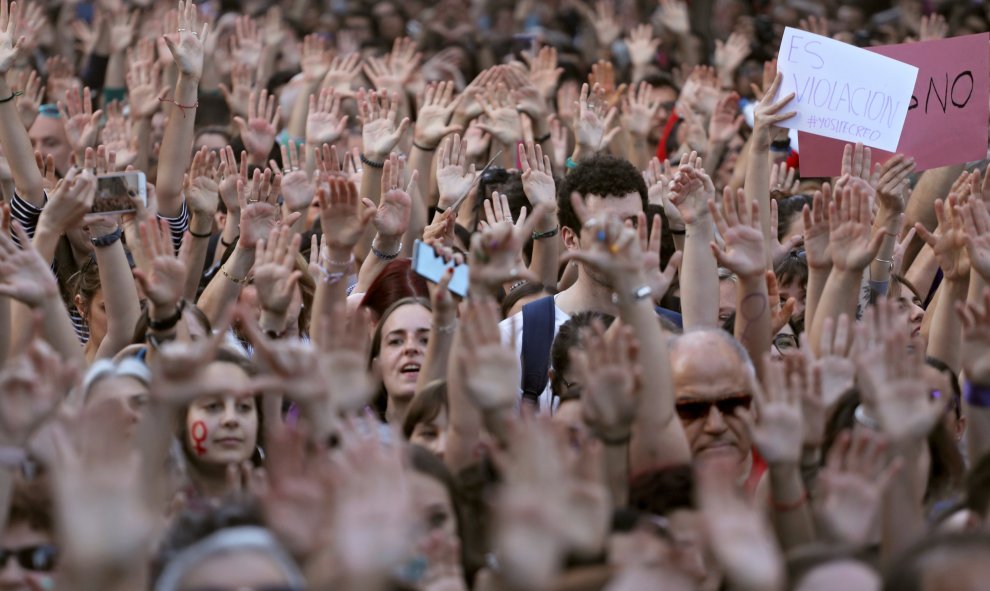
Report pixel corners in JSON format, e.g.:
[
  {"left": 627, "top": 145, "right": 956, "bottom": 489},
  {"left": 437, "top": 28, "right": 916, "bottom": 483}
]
[
  {"left": 650, "top": 86, "right": 678, "bottom": 133},
  {"left": 28, "top": 116, "right": 71, "bottom": 175},
  {"left": 671, "top": 333, "right": 753, "bottom": 470},
  {"left": 0, "top": 521, "right": 56, "bottom": 591},
  {"left": 563, "top": 192, "right": 643, "bottom": 286}
]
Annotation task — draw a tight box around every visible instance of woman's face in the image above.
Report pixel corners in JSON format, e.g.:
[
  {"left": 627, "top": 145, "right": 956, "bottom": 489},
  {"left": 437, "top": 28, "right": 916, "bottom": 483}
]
[
  {"left": 87, "top": 375, "right": 148, "bottom": 433},
  {"left": 408, "top": 470, "right": 457, "bottom": 540},
  {"left": 410, "top": 408, "right": 448, "bottom": 459},
  {"left": 0, "top": 521, "right": 56, "bottom": 591},
  {"left": 378, "top": 304, "right": 431, "bottom": 402},
  {"left": 77, "top": 289, "right": 107, "bottom": 347},
  {"left": 185, "top": 363, "right": 258, "bottom": 466},
  {"left": 178, "top": 549, "right": 293, "bottom": 590}
]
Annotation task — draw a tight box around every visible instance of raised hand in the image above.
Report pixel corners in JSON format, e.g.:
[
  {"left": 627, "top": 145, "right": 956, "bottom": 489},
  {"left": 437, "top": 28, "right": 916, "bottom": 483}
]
[
  {"left": 125, "top": 50, "right": 164, "bottom": 120},
  {"left": 237, "top": 168, "right": 284, "bottom": 249},
  {"left": 854, "top": 301, "right": 946, "bottom": 443},
  {"left": 322, "top": 53, "right": 362, "bottom": 99},
  {"left": 657, "top": 0, "right": 691, "bottom": 36},
  {"left": 576, "top": 320, "right": 640, "bottom": 442},
  {"left": 0, "top": 330, "right": 75, "bottom": 447},
  {"left": 477, "top": 83, "right": 523, "bottom": 146},
  {"left": 253, "top": 224, "right": 303, "bottom": 324},
  {"left": 37, "top": 169, "right": 97, "bottom": 235},
  {"left": 667, "top": 151, "right": 715, "bottom": 227},
  {"left": 559, "top": 193, "right": 642, "bottom": 286},
  {"left": 620, "top": 81, "right": 661, "bottom": 138},
  {"left": 469, "top": 206, "right": 541, "bottom": 293},
  {"left": 957, "top": 289, "right": 990, "bottom": 383},
  {"left": 45, "top": 55, "right": 78, "bottom": 103},
  {"left": 827, "top": 184, "right": 884, "bottom": 272},
  {"left": 751, "top": 71, "right": 796, "bottom": 149},
  {"left": 0, "top": 0, "right": 25, "bottom": 74},
  {"left": 132, "top": 218, "right": 190, "bottom": 315},
  {"left": 317, "top": 177, "right": 374, "bottom": 257},
  {"left": 518, "top": 141, "right": 556, "bottom": 212},
  {"left": 817, "top": 429, "right": 901, "bottom": 545},
  {"left": 573, "top": 83, "right": 619, "bottom": 154},
  {"left": 919, "top": 13, "right": 948, "bottom": 42},
  {"left": 162, "top": 0, "right": 207, "bottom": 79},
  {"left": 523, "top": 45, "right": 563, "bottom": 101},
  {"left": 375, "top": 154, "right": 414, "bottom": 239},
  {"left": 436, "top": 134, "right": 477, "bottom": 210},
  {"left": 306, "top": 87, "right": 347, "bottom": 147},
  {"left": 218, "top": 146, "right": 248, "bottom": 216},
  {"left": 13, "top": 68, "right": 43, "bottom": 129},
  {"left": 802, "top": 185, "right": 832, "bottom": 270},
  {"left": 915, "top": 197, "right": 970, "bottom": 281},
  {"left": 815, "top": 314, "right": 856, "bottom": 407},
  {"left": 108, "top": 9, "right": 137, "bottom": 53},
  {"left": 769, "top": 200, "right": 803, "bottom": 265},
  {"left": 234, "top": 89, "right": 281, "bottom": 161},
  {"left": 218, "top": 63, "right": 255, "bottom": 119},
  {"left": 709, "top": 187, "right": 766, "bottom": 279},
  {"left": 299, "top": 33, "right": 332, "bottom": 85},
  {"left": 230, "top": 15, "right": 263, "bottom": 70},
  {"left": 708, "top": 92, "right": 743, "bottom": 146},
  {"left": 588, "top": 60, "right": 627, "bottom": 109},
  {"left": 0, "top": 221, "right": 58, "bottom": 307},
  {"left": 740, "top": 355, "right": 804, "bottom": 464},
  {"left": 638, "top": 213, "right": 681, "bottom": 302},
  {"left": 625, "top": 24, "right": 658, "bottom": 68},
  {"left": 714, "top": 32, "right": 751, "bottom": 81},
  {"left": 875, "top": 154, "right": 915, "bottom": 220},
  {"left": 695, "top": 454, "right": 784, "bottom": 591},
  {"left": 184, "top": 146, "right": 220, "bottom": 220},
  {"left": 58, "top": 86, "right": 102, "bottom": 155},
  {"left": 414, "top": 80, "right": 462, "bottom": 150},
  {"left": 457, "top": 298, "right": 518, "bottom": 411},
  {"left": 357, "top": 89, "right": 410, "bottom": 160},
  {"left": 101, "top": 102, "right": 138, "bottom": 168},
  {"left": 768, "top": 161, "right": 800, "bottom": 199},
  {"left": 272, "top": 140, "right": 315, "bottom": 214},
  {"left": 960, "top": 199, "right": 990, "bottom": 282}
]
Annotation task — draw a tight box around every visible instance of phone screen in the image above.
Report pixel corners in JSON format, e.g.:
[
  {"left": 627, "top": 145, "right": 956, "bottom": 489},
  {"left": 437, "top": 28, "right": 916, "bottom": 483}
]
[
  {"left": 92, "top": 172, "right": 147, "bottom": 215},
  {"left": 411, "top": 240, "right": 469, "bottom": 298}
]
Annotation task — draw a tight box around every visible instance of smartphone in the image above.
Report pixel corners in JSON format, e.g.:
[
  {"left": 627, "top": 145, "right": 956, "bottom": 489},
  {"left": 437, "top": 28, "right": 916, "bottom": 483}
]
[
  {"left": 411, "top": 240, "right": 469, "bottom": 298},
  {"left": 92, "top": 172, "right": 147, "bottom": 215}
]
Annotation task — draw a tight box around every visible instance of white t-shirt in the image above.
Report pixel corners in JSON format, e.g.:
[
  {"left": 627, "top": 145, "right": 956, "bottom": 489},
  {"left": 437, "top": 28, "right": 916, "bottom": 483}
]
[{"left": 499, "top": 296, "right": 572, "bottom": 413}]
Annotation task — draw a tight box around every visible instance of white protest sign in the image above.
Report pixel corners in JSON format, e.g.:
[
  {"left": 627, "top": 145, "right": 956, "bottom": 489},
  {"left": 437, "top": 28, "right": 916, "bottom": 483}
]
[{"left": 776, "top": 27, "right": 919, "bottom": 152}]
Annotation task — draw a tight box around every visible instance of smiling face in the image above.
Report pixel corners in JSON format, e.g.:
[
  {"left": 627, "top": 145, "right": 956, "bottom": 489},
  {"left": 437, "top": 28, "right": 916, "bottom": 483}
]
[
  {"left": 184, "top": 362, "right": 258, "bottom": 467},
  {"left": 378, "top": 303, "right": 432, "bottom": 403}
]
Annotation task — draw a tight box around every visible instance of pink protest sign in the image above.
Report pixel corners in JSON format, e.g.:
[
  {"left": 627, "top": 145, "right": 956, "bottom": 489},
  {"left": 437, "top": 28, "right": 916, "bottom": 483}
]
[{"left": 798, "top": 33, "right": 989, "bottom": 177}]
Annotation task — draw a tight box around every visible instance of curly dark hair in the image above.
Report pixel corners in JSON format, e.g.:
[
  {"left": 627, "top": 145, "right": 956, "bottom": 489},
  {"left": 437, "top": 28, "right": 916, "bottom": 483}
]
[{"left": 556, "top": 154, "right": 648, "bottom": 235}]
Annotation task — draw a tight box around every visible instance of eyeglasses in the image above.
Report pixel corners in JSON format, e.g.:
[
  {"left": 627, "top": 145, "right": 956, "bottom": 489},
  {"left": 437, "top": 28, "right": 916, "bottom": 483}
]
[
  {"left": 0, "top": 545, "right": 57, "bottom": 572},
  {"left": 772, "top": 333, "right": 799, "bottom": 352},
  {"left": 675, "top": 393, "right": 753, "bottom": 422}
]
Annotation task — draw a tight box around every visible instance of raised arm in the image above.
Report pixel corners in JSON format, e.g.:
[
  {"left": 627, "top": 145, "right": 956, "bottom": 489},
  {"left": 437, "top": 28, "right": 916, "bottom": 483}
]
[
  {"left": 155, "top": 0, "right": 207, "bottom": 217},
  {"left": 518, "top": 141, "right": 560, "bottom": 289},
  {"left": 668, "top": 153, "right": 718, "bottom": 328},
  {"left": 562, "top": 193, "right": 690, "bottom": 472}
]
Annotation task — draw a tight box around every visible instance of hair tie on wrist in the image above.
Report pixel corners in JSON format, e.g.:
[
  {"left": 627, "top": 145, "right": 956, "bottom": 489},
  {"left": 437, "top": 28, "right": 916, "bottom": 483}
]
[
  {"left": 534, "top": 132, "right": 551, "bottom": 143},
  {"left": 189, "top": 229, "right": 213, "bottom": 239},
  {"left": 360, "top": 153, "right": 385, "bottom": 169},
  {"left": 413, "top": 141, "right": 437, "bottom": 152},
  {"left": 0, "top": 90, "right": 24, "bottom": 104}
]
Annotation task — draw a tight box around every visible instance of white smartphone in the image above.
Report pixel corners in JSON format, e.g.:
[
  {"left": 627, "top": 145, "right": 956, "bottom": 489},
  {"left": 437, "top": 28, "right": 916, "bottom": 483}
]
[
  {"left": 92, "top": 171, "right": 147, "bottom": 215},
  {"left": 411, "top": 239, "right": 469, "bottom": 298}
]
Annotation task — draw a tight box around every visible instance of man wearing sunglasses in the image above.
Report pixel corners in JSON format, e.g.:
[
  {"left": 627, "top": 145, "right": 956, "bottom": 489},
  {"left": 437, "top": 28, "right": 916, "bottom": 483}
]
[
  {"left": 670, "top": 329, "right": 759, "bottom": 486},
  {"left": 0, "top": 481, "right": 58, "bottom": 591}
]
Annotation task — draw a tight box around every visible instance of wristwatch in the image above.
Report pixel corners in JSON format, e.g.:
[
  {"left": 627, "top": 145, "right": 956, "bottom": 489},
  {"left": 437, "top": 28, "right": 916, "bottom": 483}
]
[
  {"left": 612, "top": 285, "right": 653, "bottom": 305},
  {"left": 91, "top": 227, "right": 123, "bottom": 248}
]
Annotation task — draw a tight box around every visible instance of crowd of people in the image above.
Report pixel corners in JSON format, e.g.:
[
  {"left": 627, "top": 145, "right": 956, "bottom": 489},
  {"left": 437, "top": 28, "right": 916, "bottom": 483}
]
[{"left": 0, "top": 0, "right": 989, "bottom": 589}]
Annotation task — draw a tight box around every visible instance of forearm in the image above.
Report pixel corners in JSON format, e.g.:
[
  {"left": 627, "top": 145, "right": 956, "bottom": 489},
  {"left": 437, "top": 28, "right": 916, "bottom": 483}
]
[
  {"left": 623, "top": 132, "right": 651, "bottom": 171},
  {"left": 444, "top": 329, "right": 484, "bottom": 475},
  {"left": 904, "top": 244, "right": 938, "bottom": 299},
  {"left": 309, "top": 247, "right": 349, "bottom": 349},
  {"left": 803, "top": 266, "right": 830, "bottom": 335},
  {"left": 743, "top": 136, "right": 773, "bottom": 267},
  {"left": 767, "top": 463, "right": 815, "bottom": 550},
  {"left": 679, "top": 221, "right": 719, "bottom": 328},
  {"left": 528, "top": 214, "right": 560, "bottom": 289},
  {"left": 133, "top": 117, "right": 152, "bottom": 175},
  {"left": 0, "top": 77, "right": 44, "bottom": 205},
  {"left": 414, "top": 309, "right": 455, "bottom": 393},
  {"left": 966, "top": 395, "right": 990, "bottom": 464},
  {"left": 357, "top": 161, "right": 384, "bottom": 259},
  {"left": 903, "top": 165, "right": 963, "bottom": 270},
  {"left": 926, "top": 278, "right": 967, "bottom": 372},
  {"left": 734, "top": 274, "right": 772, "bottom": 381},
  {"left": 183, "top": 215, "right": 214, "bottom": 300},
  {"left": 197, "top": 245, "right": 254, "bottom": 325},
  {"left": 93, "top": 241, "right": 142, "bottom": 359},
  {"left": 880, "top": 439, "right": 927, "bottom": 563},
  {"left": 156, "top": 74, "right": 200, "bottom": 216},
  {"left": 104, "top": 51, "right": 126, "bottom": 91},
  {"left": 604, "top": 444, "right": 629, "bottom": 507},
  {"left": 623, "top": 274, "right": 691, "bottom": 473},
  {"left": 11, "top": 296, "right": 83, "bottom": 364},
  {"left": 809, "top": 269, "right": 862, "bottom": 356},
  {"left": 288, "top": 82, "right": 319, "bottom": 141}
]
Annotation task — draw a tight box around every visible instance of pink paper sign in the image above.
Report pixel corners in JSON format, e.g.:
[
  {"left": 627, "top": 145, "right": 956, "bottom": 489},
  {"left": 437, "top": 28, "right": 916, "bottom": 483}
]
[{"left": 798, "top": 33, "right": 989, "bottom": 177}]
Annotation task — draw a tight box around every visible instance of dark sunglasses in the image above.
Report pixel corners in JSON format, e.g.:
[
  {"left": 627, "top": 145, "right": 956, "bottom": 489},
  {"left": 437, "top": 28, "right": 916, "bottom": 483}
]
[
  {"left": 0, "top": 545, "right": 57, "bottom": 572},
  {"left": 675, "top": 393, "right": 753, "bottom": 422}
]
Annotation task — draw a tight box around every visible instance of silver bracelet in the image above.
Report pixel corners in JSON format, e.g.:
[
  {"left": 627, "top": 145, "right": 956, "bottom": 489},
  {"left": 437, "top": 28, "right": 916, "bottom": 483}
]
[
  {"left": 611, "top": 285, "right": 653, "bottom": 305},
  {"left": 432, "top": 321, "right": 456, "bottom": 334},
  {"left": 371, "top": 237, "right": 402, "bottom": 260}
]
